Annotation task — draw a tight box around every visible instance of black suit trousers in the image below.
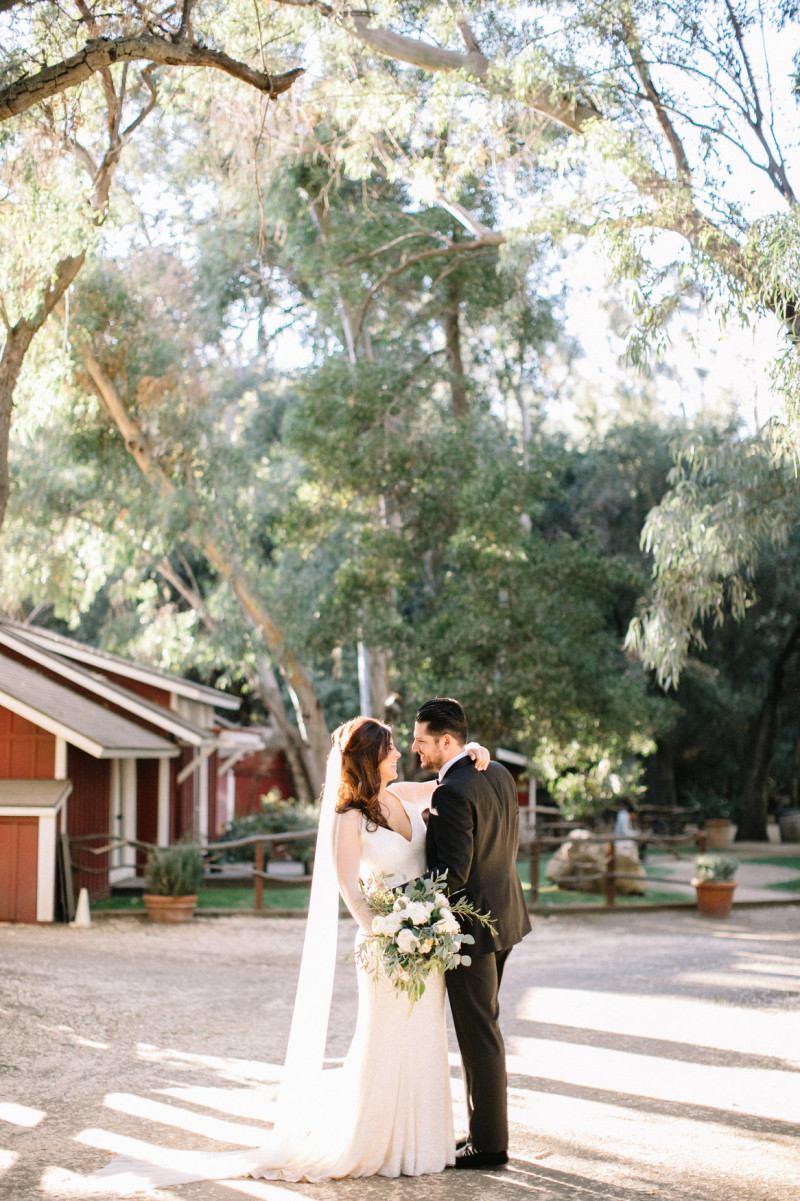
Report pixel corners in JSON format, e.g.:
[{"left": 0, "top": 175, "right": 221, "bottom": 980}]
[{"left": 445, "top": 945, "right": 512, "bottom": 1152}]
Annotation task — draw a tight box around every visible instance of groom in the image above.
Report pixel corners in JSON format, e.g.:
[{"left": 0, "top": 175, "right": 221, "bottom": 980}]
[{"left": 413, "top": 697, "right": 531, "bottom": 1170}]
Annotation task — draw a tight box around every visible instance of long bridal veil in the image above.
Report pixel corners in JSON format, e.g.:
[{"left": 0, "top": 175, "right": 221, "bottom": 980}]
[{"left": 85, "top": 742, "right": 344, "bottom": 1193}]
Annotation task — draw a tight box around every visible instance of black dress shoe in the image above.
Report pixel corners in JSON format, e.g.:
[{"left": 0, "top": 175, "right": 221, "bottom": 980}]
[{"left": 453, "top": 1144, "right": 509, "bottom": 1170}]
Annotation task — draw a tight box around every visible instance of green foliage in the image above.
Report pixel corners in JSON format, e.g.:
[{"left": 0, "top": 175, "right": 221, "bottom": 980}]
[
  {"left": 144, "top": 842, "right": 206, "bottom": 897},
  {"left": 219, "top": 792, "right": 320, "bottom": 868},
  {"left": 694, "top": 854, "right": 738, "bottom": 882},
  {"left": 626, "top": 421, "right": 800, "bottom": 689},
  {"left": 684, "top": 785, "right": 736, "bottom": 822}
]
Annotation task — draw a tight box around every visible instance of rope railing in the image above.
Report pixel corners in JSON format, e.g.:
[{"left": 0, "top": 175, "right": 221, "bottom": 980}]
[
  {"left": 69, "top": 824, "right": 711, "bottom": 913},
  {"left": 522, "top": 830, "right": 710, "bottom": 907},
  {"left": 68, "top": 829, "right": 319, "bottom": 910}
]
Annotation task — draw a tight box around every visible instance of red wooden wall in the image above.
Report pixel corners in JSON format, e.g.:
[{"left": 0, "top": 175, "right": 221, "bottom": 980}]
[
  {"left": 0, "top": 708, "right": 55, "bottom": 778},
  {"left": 0, "top": 816, "right": 38, "bottom": 922},
  {"left": 66, "top": 746, "right": 111, "bottom": 900},
  {"left": 136, "top": 759, "right": 159, "bottom": 867},
  {"left": 103, "top": 673, "right": 172, "bottom": 709},
  {"left": 233, "top": 750, "right": 293, "bottom": 817}
]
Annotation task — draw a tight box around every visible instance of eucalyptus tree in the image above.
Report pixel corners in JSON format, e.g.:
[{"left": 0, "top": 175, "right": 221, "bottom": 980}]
[
  {"left": 0, "top": 0, "right": 303, "bottom": 531},
  {"left": 625, "top": 419, "right": 800, "bottom": 837},
  {"left": 211, "top": 1, "right": 798, "bottom": 354}
]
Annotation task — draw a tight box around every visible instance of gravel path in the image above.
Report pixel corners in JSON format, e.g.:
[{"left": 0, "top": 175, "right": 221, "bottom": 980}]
[{"left": 1, "top": 906, "right": 799, "bottom": 1201}]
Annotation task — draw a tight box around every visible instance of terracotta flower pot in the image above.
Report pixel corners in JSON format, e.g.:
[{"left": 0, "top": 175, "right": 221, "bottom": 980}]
[
  {"left": 692, "top": 879, "right": 736, "bottom": 918},
  {"left": 703, "top": 818, "right": 735, "bottom": 849},
  {"left": 142, "top": 894, "right": 198, "bottom": 923}
]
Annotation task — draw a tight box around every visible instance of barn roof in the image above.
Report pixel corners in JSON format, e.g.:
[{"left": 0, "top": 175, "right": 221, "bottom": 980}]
[
  {"left": 0, "top": 658, "right": 178, "bottom": 759},
  {"left": 0, "top": 779, "right": 73, "bottom": 812},
  {"left": 0, "top": 627, "right": 210, "bottom": 747},
  {"left": 0, "top": 620, "right": 241, "bottom": 711}
]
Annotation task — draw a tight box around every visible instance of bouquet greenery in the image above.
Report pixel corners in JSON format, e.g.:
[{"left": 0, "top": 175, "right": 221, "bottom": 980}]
[{"left": 356, "top": 871, "right": 496, "bottom": 1006}]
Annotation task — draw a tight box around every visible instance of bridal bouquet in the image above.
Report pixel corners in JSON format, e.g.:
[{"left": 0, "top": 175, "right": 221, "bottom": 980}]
[{"left": 356, "top": 871, "right": 496, "bottom": 1006}]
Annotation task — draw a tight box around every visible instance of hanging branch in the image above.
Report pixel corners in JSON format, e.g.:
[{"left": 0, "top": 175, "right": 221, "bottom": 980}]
[{"left": 0, "top": 35, "right": 305, "bottom": 123}]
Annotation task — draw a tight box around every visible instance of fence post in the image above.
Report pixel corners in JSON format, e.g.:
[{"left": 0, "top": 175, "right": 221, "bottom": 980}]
[
  {"left": 604, "top": 840, "right": 617, "bottom": 907},
  {"left": 254, "top": 841, "right": 264, "bottom": 912}
]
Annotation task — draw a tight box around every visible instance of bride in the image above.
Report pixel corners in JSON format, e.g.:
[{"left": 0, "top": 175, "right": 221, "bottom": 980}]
[{"left": 88, "top": 716, "right": 489, "bottom": 1192}]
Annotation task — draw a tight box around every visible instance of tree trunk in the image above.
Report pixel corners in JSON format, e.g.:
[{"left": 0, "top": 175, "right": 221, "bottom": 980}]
[
  {"left": 0, "top": 252, "right": 86, "bottom": 530},
  {"left": 81, "top": 345, "right": 330, "bottom": 793},
  {"left": 255, "top": 656, "right": 317, "bottom": 805},
  {"left": 444, "top": 273, "right": 468, "bottom": 421},
  {"left": 738, "top": 616, "right": 800, "bottom": 840},
  {"left": 654, "top": 739, "right": 679, "bottom": 809},
  {"left": 358, "top": 643, "right": 389, "bottom": 719}
]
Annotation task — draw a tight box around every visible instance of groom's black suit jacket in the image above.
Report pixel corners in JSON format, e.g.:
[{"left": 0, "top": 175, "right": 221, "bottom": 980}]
[{"left": 426, "top": 757, "right": 532, "bottom": 957}]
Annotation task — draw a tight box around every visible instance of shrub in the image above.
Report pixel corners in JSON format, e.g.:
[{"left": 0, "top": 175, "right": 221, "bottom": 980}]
[
  {"left": 219, "top": 790, "right": 319, "bottom": 869},
  {"left": 145, "top": 842, "right": 206, "bottom": 897}
]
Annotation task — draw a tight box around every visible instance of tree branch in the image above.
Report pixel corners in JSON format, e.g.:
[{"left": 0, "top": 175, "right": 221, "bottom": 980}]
[
  {"left": 446, "top": 0, "right": 485, "bottom": 59},
  {"left": 76, "top": 344, "right": 330, "bottom": 788},
  {"left": 348, "top": 14, "right": 596, "bottom": 134},
  {"left": 621, "top": 24, "right": 691, "bottom": 183},
  {"left": 0, "top": 35, "right": 305, "bottom": 123},
  {"left": 353, "top": 237, "right": 499, "bottom": 345},
  {"left": 154, "top": 556, "right": 217, "bottom": 632}
]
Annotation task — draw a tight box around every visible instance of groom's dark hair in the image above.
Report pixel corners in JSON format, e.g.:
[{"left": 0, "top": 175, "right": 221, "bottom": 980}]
[{"left": 415, "top": 697, "right": 467, "bottom": 745}]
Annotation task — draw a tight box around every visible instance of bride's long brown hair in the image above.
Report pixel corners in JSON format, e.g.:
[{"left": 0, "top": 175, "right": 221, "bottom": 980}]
[{"left": 334, "top": 716, "right": 393, "bottom": 831}]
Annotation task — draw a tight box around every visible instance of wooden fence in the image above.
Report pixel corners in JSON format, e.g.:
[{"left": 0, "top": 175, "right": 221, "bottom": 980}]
[
  {"left": 523, "top": 830, "right": 709, "bottom": 907},
  {"left": 65, "top": 829, "right": 317, "bottom": 918},
  {"left": 65, "top": 825, "right": 710, "bottom": 919}
]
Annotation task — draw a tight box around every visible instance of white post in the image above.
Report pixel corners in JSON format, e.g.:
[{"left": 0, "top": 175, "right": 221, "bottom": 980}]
[
  {"left": 36, "top": 813, "right": 57, "bottom": 922},
  {"left": 357, "top": 641, "right": 371, "bottom": 715},
  {"left": 198, "top": 756, "right": 209, "bottom": 843},
  {"left": 109, "top": 759, "right": 124, "bottom": 884},
  {"left": 157, "top": 758, "right": 170, "bottom": 847},
  {"left": 55, "top": 737, "right": 68, "bottom": 832},
  {"left": 120, "top": 759, "right": 137, "bottom": 874},
  {"left": 226, "top": 770, "right": 236, "bottom": 829},
  {"left": 54, "top": 737, "right": 67, "bottom": 779}
]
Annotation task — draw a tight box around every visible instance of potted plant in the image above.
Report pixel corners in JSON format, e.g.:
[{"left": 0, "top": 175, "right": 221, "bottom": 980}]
[
  {"left": 692, "top": 854, "right": 738, "bottom": 918},
  {"left": 688, "top": 788, "right": 737, "bottom": 849},
  {"left": 778, "top": 806, "right": 800, "bottom": 843},
  {"left": 143, "top": 842, "right": 206, "bottom": 923}
]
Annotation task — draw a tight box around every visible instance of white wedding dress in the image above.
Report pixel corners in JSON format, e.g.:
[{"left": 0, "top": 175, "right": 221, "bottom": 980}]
[{"left": 88, "top": 793, "right": 454, "bottom": 1193}]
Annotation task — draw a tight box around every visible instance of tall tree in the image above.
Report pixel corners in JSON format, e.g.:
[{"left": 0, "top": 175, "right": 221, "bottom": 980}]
[{"left": 0, "top": 0, "right": 303, "bottom": 531}]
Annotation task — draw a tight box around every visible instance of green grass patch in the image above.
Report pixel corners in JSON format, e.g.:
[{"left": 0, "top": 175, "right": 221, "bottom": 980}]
[
  {"left": 739, "top": 854, "right": 800, "bottom": 891},
  {"left": 741, "top": 855, "right": 800, "bottom": 870},
  {"left": 94, "top": 886, "right": 311, "bottom": 912}
]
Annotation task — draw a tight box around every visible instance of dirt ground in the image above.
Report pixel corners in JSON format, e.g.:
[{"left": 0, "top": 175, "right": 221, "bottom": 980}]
[{"left": 1, "top": 905, "right": 799, "bottom": 1201}]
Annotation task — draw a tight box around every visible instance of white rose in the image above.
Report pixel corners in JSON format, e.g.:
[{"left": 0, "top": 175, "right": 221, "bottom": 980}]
[
  {"left": 417, "top": 938, "right": 433, "bottom": 954},
  {"left": 434, "top": 892, "right": 448, "bottom": 908},
  {"left": 396, "top": 928, "right": 419, "bottom": 954},
  {"left": 406, "top": 901, "right": 432, "bottom": 926},
  {"left": 371, "top": 915, "right": 387, "bottom": 935},
  {"left": 440, "top": 912, "right": 460, "bottom": 934},
  {"left": 382, "top": 912, "right": 404, "bottom": 936}
]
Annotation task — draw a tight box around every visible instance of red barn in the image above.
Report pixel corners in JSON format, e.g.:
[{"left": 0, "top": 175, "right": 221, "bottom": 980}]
[{"left": 0, "top": 621, "right": 256, "bottom": 921}]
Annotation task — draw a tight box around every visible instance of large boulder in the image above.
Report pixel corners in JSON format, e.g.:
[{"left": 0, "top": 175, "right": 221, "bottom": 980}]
[{"left": 546, "top": 829, "right": 646, "bottom": 896}]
